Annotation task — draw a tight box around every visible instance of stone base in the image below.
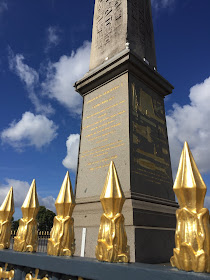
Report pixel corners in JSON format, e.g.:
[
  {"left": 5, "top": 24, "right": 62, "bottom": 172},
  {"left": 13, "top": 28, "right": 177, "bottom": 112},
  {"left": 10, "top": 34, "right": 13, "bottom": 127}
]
[{"left": 73, "top": 198, "right": 177, "bottom": 263}]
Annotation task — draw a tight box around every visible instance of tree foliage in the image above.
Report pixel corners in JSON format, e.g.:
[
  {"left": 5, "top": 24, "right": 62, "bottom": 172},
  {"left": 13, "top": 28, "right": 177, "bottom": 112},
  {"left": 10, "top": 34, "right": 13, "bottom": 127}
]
[
  {"left": 12, "top": 219, "right": 19, "bottom": 231},
  {"left": 11, "top": 206, "right": 56, "bottom": 232},
  {"left": 37, "top": 206, "right": 56, "bottom": 231}
]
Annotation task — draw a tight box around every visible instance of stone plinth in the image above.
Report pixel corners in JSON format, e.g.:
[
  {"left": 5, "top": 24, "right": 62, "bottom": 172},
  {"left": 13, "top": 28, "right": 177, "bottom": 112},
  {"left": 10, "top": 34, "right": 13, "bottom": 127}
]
[{"left": 74, "top": 49, "right": 178, "bottom": 263}]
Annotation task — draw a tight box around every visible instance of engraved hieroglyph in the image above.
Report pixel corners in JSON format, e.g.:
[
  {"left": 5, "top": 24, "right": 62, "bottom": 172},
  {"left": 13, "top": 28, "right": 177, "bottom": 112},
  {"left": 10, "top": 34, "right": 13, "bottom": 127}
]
[{"left": 90, "top": 0, "right": 157, "bottom": 70}]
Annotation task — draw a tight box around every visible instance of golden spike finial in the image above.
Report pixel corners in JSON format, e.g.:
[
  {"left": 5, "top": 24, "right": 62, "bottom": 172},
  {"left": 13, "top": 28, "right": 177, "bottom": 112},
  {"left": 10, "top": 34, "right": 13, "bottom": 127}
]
[
  {"left": 173, "top": 141, "right": 207, "bottom": 212},
  {"left": 96, "top": 161, "right": 130, "bottom": 263},
  {"left": 14, "top": 179, "right": 40, "bottom": 252},
  {"left": 0, "top": 187, "right": 14, "bottom": 249},
  {"left": 171, "top": 142, "right": 210, "bottom": 273},
  {"left": 47, "top": 171, "right": 76, "bottom": 256}
]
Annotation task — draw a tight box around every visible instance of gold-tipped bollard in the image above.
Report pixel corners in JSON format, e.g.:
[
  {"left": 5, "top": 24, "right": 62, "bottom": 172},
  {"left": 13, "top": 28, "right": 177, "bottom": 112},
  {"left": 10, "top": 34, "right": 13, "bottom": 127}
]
[
  {"left": 0, "top": 187, "right": 14, "bottom": 249},
  {"left": 170, "top": 142, "right": 210, "bottom": 273},
  {"left": 14, "top": 179, "right": 40, "bottom": 252},
  {"left": 47, "top": 171, "right": 76, "bottom": 256},
  {"left": 95, "top": 161, "right": 130, "bottom": 263}
]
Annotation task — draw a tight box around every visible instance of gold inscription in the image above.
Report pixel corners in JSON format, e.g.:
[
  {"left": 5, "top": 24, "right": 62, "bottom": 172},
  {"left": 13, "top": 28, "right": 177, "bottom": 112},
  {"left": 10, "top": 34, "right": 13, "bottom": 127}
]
[
  {"left": 87, "top": 85, "right": 120, "bottom": 104},
  {"left": 85, "top": 100, "right": 125, "bottom": 119},
  {"left": 82, "top": 140, "right": 123, "bottom": 155},
  {"left": 87, "top": 155, "right": 117, "bottom": 166},
  {"left": 133, "top": 122, "right": 152, "bottom": 143},
  {"left": 134, "top": 158, "right": 167, "bottom": 175},
  {"left": 93, "top": 97, "right": 115, "bottom": 109},
  {"left": 98, "top": 113, "right": 107, "bottom": 118},
  {"left": 132, "top": 169, "right": 171, "bottom": 185},
  {"left": 82, "top": 142, "right": 124, "bottom": 158},
  {"left": 140, "top": 116, "right": 156, "bottom": 127},
  {"left": 86, "top": 123, "right": 121, "bottom": 138},
  {"left": 89, "top": 131, "right": 115, "bottom": 141},
  {"left": 96, "top": 138, "right": 108, "bottom": 144},
  {"left": 90, "top": 163, "right": 110, "bottom": 171},
  {"left": 136, "top": 148, "right": 169, "bottom": 166},
  {"left": 91, "top": 120, "right": 115, "bottom": 131},
  {"left": 139, "top": 89, "right": 164, "bottom": 125}
]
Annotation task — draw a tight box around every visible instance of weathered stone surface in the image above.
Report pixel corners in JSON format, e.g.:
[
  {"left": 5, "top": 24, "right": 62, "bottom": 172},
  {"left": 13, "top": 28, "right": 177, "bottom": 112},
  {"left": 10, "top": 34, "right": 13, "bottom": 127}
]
[{"left": 90, "top": 0, "right": 157, "bottom": 70}]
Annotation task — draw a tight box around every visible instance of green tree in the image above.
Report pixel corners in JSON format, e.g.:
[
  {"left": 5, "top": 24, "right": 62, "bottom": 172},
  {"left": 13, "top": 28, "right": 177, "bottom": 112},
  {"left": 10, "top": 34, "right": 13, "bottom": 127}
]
[
  {"left": 12, "top": 219, "right": 20, "bottom": 231},
  {"left": 37, "top": 206, "right": 56, "bottom": 231}
]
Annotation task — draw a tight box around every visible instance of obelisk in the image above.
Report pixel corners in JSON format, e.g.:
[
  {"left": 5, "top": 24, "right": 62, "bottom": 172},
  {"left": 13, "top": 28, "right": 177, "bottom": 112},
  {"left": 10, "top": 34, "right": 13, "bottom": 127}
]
[{"left": 74, "top": 0, "right": 178, "bottom": 263}]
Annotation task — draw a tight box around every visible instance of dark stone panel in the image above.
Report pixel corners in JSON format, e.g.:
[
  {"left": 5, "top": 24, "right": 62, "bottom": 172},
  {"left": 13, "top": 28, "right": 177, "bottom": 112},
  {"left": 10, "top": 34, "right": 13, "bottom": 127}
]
[
  {"left": 135, "top": 227, "right": 175, "bottom": 264},
  {"left": 133, "top": 209, "right": 176, "bottom": 228},
  {"left": 129, "top": 72, "right": 175, "bottom": 202}
]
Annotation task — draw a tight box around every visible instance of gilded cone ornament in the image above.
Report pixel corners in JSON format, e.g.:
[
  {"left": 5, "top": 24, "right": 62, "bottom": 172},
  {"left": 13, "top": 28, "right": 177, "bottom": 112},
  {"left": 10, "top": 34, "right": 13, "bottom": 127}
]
[
  {"left": 170, "top": 142, "right": 210, "bottom": 273},
  {"left": 14, "top": 179, "right": 39, "bottom": 252},
  {"left": 0, "top": 187, "right": 14, "bottom": 249},
  {"left": 47, "top": 171, "right": 76, "bottom": 256},
  {"left": 96, "top": 161, "right": 130, "bottom": 263}
]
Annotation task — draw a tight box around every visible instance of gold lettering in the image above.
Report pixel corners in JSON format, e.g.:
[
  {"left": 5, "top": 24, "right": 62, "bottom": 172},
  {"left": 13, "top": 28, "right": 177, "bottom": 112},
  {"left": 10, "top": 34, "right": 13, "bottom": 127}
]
[
  {"left": 82, "top": 140, "right": 123, "bottom": 154},
  {"left": 85, "top": 100, "right": 125, "bottom": 119},
  {"left": 82, "top": 142, "right": 124, "bottom": 158},
  {"left": 93, "top": 97, "right": 115, "bottom": 109},
  {"left": 87, "top": 85, "right": 120, "bottom": 104},
  {"left": 136, "top": 148, "right": 169, "bottom": 166},
  {"left": 89, "top": 131, "right": 115, "bottom": 141},
  {"left": 87, "top": 155, "right": 117, "bottom": 166},
  {"left": 86, "top": 123, "right": 121, "bottom": 138}
]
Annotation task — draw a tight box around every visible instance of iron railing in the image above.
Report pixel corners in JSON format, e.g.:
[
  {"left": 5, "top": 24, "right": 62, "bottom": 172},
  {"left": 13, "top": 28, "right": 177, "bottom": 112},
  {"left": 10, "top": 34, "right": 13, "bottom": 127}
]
[{"left": 10, "top": 231, "right": 50, "bottom": 253}]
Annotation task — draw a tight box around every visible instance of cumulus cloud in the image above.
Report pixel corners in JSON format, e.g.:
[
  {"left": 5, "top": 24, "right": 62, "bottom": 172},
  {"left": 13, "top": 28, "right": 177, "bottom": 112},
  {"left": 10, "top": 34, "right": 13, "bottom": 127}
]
[
  {"left": 39, "top": 195, "right": 56, "bottom": 212},
  {"left": 0, "top": 0, "right": 8, "bottom": 15},
  {"left": 151, "top": 0, "right": 175, "bottom": 10},
  {"left": 1, "top": 112, "right": 58, "bottom": 149},
  {"left": 0, "top": 179, "right": 56, "bottom": 212},
  {"left": 0, "top": 179, "right": 30, "bottom": 207},
  {"left": 45, "top": 26, "right": 61, "bottom": 52},
  {"left": 167, "top": 77, "right": 210, "bottom": 177},
  {"left": 8, "top": 50, "right": 54, "bottom": 115},
  {"left": 62, "top": 134, "right": 80, "bottom": 172},
  {"left": 42, "top": 41, "right": 91, "bottom": 116}
]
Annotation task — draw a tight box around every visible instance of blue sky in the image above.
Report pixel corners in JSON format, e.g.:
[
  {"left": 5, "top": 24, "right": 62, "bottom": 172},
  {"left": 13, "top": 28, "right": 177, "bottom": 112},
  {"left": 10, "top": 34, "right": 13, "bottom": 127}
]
[{"left": 0, "top": 0, "right": 210, "bottom": 219}]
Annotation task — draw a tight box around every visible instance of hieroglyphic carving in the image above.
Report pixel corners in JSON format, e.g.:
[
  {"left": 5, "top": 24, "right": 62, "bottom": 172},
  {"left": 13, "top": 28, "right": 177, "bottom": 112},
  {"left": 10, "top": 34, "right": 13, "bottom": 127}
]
[{"left": 96, "top": 0, "right": 123, "bottom": 50}]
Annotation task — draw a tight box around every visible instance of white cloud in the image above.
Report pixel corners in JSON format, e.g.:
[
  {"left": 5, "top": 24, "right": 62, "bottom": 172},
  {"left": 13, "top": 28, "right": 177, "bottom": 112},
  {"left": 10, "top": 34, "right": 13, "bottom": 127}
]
[
  {"left": 62, "top": 134, "right": 80, "bottom": 172},
  {"left": 45, "top": 26, "right": 61, "bottom": 52},
  {"left": 1, "top": 112, "right": 58, "bottom": 149},
  {"left": 167, "top": 77, "right": 210, "bottom": 177},
  {"left": 0, "top": 0, "right": 8, "bottom": 15},
  {"left": 0, "top": 179, "right": 56, "bottom": 213},
  {"left": 151, "top": 0, "right": 175, "bottom": 10},
  {"left": 0, "top": 179, "right": 30, "bottom": 207},
  {"left": 39, "top": 195, "right": 56, "bottom": 212},
  {"left": 8, "top": 50, "right": 54, "bottom": 116},
  {"left": 42, "top": 41, "right": 91, "bottom": 116}
]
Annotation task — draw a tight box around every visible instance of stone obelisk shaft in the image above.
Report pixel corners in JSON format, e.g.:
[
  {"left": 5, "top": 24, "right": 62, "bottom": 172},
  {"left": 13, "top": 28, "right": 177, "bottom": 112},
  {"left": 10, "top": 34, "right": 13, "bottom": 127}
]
[{"left": 90, "top": 0, "right": 157, "bottom": 70}]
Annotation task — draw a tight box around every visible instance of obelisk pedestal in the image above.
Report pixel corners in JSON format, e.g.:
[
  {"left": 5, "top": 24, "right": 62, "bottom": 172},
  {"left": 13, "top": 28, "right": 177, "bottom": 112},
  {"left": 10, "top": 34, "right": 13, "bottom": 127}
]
[{"left": 74, "top": 0, "right": 178, "bottom": 263}]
